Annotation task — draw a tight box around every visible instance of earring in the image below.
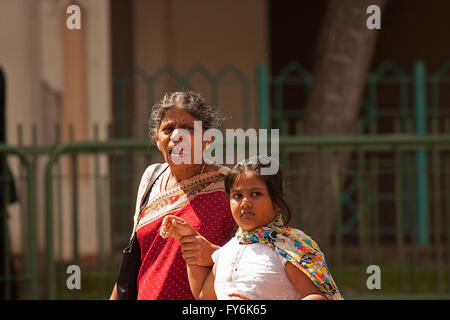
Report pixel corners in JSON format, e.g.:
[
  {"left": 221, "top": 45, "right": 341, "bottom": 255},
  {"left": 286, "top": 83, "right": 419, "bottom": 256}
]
[{"left": 274, "top": 213, "right": 283, "bottom": 226}]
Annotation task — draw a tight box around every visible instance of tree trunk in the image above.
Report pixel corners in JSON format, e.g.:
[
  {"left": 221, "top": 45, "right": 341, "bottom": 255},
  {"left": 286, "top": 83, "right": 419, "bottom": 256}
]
[{"left": 294, "top": 0, "right": 387, "bottom": 247}]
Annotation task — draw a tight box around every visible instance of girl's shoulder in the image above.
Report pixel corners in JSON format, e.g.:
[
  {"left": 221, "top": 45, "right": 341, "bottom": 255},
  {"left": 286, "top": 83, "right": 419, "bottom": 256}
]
[
  {"left": 212, "top": 237, "right": 239, "bottom": 263},
  {"left": 219, "top": 236, "right": 239, "bottom": 251}
]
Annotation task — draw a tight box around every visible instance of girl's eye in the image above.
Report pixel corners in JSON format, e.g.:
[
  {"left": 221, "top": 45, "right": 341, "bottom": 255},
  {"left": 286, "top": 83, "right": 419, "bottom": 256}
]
[
  {"left": 163, "top": 126, "right": 174, "bottom": 133},
  {"left": 251, "top": 192, "right": 261, "bottom": 197},
  {"left": 232, "top": 193, "right": 242, "bottom": 199}
]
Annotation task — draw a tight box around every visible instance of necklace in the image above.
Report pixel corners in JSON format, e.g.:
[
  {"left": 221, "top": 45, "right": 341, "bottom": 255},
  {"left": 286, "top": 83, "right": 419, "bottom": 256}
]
[
  {"left": 164, "top": 163, "right": 206, "bottom": 191},
  {"left": 163, "top": 171, "right": 171, "bottom": 192},
  {"left": 199, "top": 162, "right": 206, "bottom": 174}
]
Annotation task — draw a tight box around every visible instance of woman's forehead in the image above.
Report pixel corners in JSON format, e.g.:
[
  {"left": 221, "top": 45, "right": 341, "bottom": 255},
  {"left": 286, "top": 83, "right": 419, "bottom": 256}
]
[{"left": 160, "top": 107, "right": 197, "bottom": 123}]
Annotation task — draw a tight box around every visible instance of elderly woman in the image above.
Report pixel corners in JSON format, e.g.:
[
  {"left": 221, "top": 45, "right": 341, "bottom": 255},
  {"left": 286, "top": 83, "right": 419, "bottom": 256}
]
[{"left": 110, "top": 91, "right": 236, "bottom": 300}]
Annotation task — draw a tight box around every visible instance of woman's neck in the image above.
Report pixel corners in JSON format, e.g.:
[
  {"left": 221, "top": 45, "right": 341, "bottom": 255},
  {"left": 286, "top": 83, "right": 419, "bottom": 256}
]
[{"left": 170, "top": 163, "right": 205, "bottom": 183}]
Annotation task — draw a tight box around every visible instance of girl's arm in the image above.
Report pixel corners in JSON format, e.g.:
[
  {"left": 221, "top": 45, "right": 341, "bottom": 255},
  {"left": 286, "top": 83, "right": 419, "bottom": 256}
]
[
  {"left": 285, "top": 261, "right": 328, "bottom": 300},
  {"left": 161, "top": 215, "right": 220, "bottom": 267},
  {"left": 186, "top": 263, "right": 217, "bottom": 300}
]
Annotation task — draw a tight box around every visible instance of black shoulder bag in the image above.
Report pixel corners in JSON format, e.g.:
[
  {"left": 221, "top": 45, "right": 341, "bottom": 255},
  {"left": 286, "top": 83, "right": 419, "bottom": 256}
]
[{"left": 116, "top": 163, "right": 168, "bottom": 300}]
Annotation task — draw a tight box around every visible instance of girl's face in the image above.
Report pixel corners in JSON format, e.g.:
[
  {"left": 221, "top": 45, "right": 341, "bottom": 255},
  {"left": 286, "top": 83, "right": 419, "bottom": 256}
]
[{"left": 229, "top": 170, "right": 277, "bottom": 231}]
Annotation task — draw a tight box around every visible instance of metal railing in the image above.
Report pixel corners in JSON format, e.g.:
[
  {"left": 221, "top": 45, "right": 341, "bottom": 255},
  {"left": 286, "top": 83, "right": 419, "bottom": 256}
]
[
  {"left": 1, "top": 134, "right": 450, "bottom": 299},
  {"left": 0, "top": 145, "right": 38, "bottom": 299}
]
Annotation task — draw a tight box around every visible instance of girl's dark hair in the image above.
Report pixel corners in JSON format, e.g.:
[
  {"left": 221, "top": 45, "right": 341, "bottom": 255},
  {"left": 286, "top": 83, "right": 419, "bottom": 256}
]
[{"left": 224, "top": 156, "right": 291, "bottom": 226}]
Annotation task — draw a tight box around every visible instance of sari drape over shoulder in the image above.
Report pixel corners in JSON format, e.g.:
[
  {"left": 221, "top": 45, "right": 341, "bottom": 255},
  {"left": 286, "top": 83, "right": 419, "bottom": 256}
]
[{"left": 134, "top": 165, "right": 235, "bottom": 300}]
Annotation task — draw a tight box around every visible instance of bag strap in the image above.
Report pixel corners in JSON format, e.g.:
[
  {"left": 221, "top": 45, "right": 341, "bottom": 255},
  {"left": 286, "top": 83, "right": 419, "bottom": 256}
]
[{"left": 135, "top": 162, "right": 169, "bottom": 230}]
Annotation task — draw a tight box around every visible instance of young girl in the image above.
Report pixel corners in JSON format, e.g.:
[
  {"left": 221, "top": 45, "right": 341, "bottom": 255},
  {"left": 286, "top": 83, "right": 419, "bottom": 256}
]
[{"left": 160, "top": 156, "right": 343, "bottom": 300}]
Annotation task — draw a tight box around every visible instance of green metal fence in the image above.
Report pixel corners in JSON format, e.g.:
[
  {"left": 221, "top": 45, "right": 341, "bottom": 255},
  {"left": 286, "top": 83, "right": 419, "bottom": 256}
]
[
  {"left": 0, "top": 145, "right": 38, "bottom": 299},
  {"left": 110, "top": 60, "right": 450, "bottom": 248},
  {"left": 260, "top": 60, "right": 450, "bottom": 249},
  {"left": 1, "top": 60, "right": 450, "bottom": 299},
  {"left": 1, "top": 134, "right": 450, "bottom": 299},
  {"left": 113, "top": 64, "right": 253, "bottom": 138}
]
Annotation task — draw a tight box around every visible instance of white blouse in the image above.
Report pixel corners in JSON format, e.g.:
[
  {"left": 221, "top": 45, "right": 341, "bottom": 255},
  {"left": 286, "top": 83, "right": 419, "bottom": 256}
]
[{"left": 212, "top": 237, "right": 302, "bottom": 300}]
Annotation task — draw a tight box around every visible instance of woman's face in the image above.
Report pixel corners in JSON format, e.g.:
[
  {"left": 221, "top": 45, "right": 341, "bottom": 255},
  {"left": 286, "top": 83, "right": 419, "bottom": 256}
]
[
  {"left": 229, "top": 171, "right": 277, "bottom": 231},
  {"left": 154, "top": 107, "right": 207, "bottom": 168}
]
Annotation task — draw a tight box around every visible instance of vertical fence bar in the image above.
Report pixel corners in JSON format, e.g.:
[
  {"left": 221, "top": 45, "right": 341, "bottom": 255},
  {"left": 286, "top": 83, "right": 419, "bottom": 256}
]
[
  {"left": 445, "top": 119, "right": 450, "bottom": 293},
  {"left": 369, "top": 121, "right": 379, "bottom": 263},
  {"left": 16, "top": 125, "right": 26, "bottom": 298},
  {"left": 15, "top": 125, "right": 26, "bottom": 299},
  {"left": 394, "top": 120, "right": 406, "bottom": 292},
  {"left": 257, "top": 64, "right": 270, "bottom": 130},
  {"left": 17, "top": 125, "right": 38, "bottom": 299},
  {"left": 413, "top": 61, "right": 429, "bottom": 246},
  {"left": 294, "top": 122, "right": 303, "bottom": 230},
  {"left": 243, "top": 79, "right": 252, "bottom": 130},
  {"left": 30, "top": 124, "right": 38, "bottom": 298},
  {"left": 295, "top": 120, "right": 303, "bottom": 136},
  {"left": 282, "top": 146, "right": 290, "bottom": 184},
  {"left": 431, "top": 118, "right": 443, "bottom": 292},
  {"left": 54, "top": 123, "right": 63, "bottom": 287},
  {"left": 407, "top": 118, "right": 418, "bottom": 291},
  {"left": 357, "top": 147, "right": 366, "bottom": 291},
  {"left": 1, "top": 156, "right": 11, "bottom": 299},
  {"left": 444, "top": 119, "right": 450, "bottom": 293},
  {"left": 27, "top": 152, "right": 38, "bottom": 299},
  {"left": 69, "top": 126, "right": 80, "bottom": 299},
  {"left": 0, "top": 148, "right": 38, "bottom": 299},
  {"left": 319, "top": 148, "right": 326, "bottom": 246},
  {"left": 45, "top": 151, "right": 56, "bottom": 299},
  {"left": 332, "top": 158, "right": 343, "bottom": 285},
  {"left": 355, "top": 120, "right": 368, "bottom": 292},
  {"left": 369, "top": 156, "right": 379, "bottom": 264},
  {"left": 94, "top": 124, "right": 106, "bottom": 297},
  {"left": 54, "top": 123, "right": 61, "bottom": 296},
  {"left": 107, "top": 122, "right": 114, "bottom": 263}
]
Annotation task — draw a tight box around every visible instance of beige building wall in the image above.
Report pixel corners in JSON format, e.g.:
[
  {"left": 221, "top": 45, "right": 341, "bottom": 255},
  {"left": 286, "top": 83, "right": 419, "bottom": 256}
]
[
  {"left": 0, "top": 0, "right": 41, "bottom": 143},
  {"left": 133, "top": 0, "right": 269, "bottom": 131},
  {"left": 1, "top": 0, "right": 267, "bottom": 261},
  {"left": 0, "top": 0, "right": 112, "bottom": 260},
  {"left": 0, "top": 0, "right": 46, "bottom": 259}
]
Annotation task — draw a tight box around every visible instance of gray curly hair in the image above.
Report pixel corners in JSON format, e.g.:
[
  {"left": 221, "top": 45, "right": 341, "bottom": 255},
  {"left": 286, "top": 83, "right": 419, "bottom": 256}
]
[{"left": 148, "top": 91, "right": 225, "bottom": 141}]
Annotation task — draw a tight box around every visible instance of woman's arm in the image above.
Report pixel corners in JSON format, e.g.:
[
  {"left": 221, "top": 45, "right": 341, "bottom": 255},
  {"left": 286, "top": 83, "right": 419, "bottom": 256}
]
[
  {"left": 285, "top": 262, "right": 328, "bottom": 300},
  {"left": 187, "top": 263, "right": 217, "bottom": 300},
  {"left": 109, "top": 283, "right": 118, "bottom": 300}
]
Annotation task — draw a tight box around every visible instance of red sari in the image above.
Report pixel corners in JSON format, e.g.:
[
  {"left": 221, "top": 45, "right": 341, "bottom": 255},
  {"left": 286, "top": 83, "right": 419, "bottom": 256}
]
[{"left": 135, "top": 166, "right": 235, "bottom": 300}]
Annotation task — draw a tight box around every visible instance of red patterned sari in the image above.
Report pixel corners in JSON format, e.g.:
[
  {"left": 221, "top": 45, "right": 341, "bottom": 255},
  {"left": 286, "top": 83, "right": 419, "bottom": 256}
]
[{"left": 135, "top": 165, "right": 235, "bottom": 300}]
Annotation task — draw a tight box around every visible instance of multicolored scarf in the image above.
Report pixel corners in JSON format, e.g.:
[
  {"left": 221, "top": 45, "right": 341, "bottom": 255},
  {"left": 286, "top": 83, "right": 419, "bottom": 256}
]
[{"left": 235, "top": 216, "right": 343, "bottom": 300}]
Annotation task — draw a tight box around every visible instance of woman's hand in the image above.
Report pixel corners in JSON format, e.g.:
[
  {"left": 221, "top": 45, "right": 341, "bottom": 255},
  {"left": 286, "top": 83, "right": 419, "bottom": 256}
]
[
  {"left": 160, "top": 215, "right": 198, "bottom": 240},
  {"left": 179, "top": 235, "right": 220, "bottom": 267},
  {"left": 160, "top": 215, "right": 220, "bottom": 267}
]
